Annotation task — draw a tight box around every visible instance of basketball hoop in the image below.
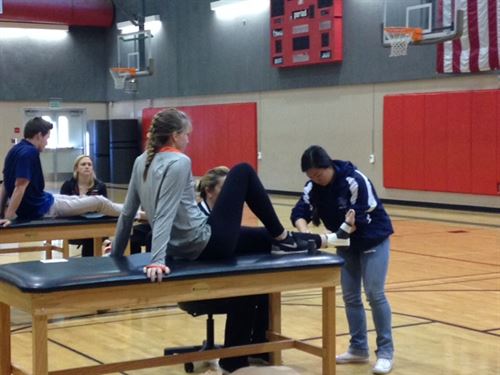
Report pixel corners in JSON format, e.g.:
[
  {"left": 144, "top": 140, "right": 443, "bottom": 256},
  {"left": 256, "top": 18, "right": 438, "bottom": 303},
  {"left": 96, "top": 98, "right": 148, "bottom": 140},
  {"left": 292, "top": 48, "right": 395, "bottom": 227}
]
[
  {"left": 384, "top": 27, "right": 423, "bottom": 57},
  {"left": 109, "top": 67, "right": 137, "bottom": 90}
]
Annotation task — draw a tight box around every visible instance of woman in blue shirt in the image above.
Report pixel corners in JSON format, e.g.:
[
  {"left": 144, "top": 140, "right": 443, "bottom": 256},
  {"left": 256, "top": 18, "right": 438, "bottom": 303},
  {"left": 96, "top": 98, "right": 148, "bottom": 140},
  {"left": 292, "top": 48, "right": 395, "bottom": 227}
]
[{"left": 291, "top": 145, "right": 394, "bottom": 375}]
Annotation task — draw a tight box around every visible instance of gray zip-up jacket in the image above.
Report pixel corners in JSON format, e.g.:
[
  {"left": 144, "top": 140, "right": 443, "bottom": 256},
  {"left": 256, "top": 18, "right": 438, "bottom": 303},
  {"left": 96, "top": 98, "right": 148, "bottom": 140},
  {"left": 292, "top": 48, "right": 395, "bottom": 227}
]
[{"left": 111, "top": 151, "right": 211, "bottom": 265}]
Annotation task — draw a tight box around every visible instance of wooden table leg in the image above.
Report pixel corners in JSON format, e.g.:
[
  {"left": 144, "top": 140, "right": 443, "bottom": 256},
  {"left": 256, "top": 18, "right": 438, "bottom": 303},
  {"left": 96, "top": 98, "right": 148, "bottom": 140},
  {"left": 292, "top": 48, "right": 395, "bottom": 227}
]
[
  {"left": 93, "top": 238, "right": 103, "bottom": 256},
  {"left": 62, "top": 240, "right": 70, "bottom": 259},
  {"left": 322, "top": 286, "right": 336, "bottom": 375},
  {"left": 44, "top": 241, "right": 52, "bottom": 260},
  {"left": 0, "top": 303, "right": 11, "bottom": 375},
  {"left": 32, "top": 314, "right": 48, "bottom": 375},
  {"left": 269, "top": 292, "right": 282, "bottom": 366}
]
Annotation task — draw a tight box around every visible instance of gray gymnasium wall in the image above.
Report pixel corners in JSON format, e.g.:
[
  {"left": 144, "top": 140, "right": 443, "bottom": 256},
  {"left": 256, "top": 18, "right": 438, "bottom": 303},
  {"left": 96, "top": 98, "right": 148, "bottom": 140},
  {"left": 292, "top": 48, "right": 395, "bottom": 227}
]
[
  {"left": 108, "top": 1, "right": 500, "bottom": 209},
  {"left": 0, "top": 27, "right": 109, "bottom": 102},
  {"left": 1, "top": 0, "right": 497, "bottom": 208},
  {"left": 0, "top": 0, "right": 471, "bottom": 101},
  {"left": 109, "top": 0, "right": 444, "bottom": 101}
]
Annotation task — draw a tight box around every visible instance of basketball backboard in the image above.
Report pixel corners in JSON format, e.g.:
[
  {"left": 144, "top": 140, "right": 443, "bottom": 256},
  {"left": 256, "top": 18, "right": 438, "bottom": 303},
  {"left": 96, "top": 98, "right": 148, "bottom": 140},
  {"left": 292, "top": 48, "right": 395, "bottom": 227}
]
[
  {"left": 382, "top": 0, "right": 463, "bottom": 46},
  {"left": 110, "top": 30, "right": 154, "bottom": 92},
  {"left": 117, "top": 30, "right": 154, "bottom": 75}
]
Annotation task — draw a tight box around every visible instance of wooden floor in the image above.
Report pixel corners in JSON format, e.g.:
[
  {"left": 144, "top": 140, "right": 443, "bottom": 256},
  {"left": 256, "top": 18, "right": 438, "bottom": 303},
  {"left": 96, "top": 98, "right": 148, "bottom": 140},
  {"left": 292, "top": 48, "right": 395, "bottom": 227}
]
[{"left": 1, "top": 193, "right": 499, "bottom": 374}]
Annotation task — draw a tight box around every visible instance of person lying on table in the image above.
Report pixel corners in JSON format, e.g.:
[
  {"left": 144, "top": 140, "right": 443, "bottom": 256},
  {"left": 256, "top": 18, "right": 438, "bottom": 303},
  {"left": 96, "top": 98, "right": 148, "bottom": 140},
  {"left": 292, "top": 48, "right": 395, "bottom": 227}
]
[{"left": 110, "top": 108, "right": 352, "bottom": 281}]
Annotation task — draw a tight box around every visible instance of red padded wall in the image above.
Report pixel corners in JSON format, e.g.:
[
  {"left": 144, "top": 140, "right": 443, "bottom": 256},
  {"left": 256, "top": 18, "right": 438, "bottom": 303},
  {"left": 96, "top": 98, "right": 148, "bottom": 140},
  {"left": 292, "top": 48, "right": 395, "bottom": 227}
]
[
  {"left": 498, "top": 91, "right": 500, "bottom": 194},
  {"left": 383, "top": 96, "right": 404, "bottom": 188},
  {"left": 142, "top": 103, "right": 257, "bottom": 177},
  {"left": 446, "top": 92, "right": 471, "bottom": 193},
  {"left": 471, "top": 90, "right": 497, "bottom": 194},
  {"left": 424, "top": 93, "right": 448, "bottom": 191},
  {"left": 402, "top": 95, "right": 425, "bottom": 190},
  {"left": 384, "top": 89, "right": 500, "bottom": 196}
]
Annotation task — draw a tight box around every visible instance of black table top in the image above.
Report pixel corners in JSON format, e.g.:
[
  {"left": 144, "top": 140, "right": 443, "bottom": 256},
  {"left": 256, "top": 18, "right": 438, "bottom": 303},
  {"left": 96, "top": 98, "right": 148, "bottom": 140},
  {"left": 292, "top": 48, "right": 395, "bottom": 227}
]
[
  {"left": 2, "top": 216, "right": 118, "bottom": 230},
  {"left": 0, "top": 252, "right": 344, "bottom": 293}
]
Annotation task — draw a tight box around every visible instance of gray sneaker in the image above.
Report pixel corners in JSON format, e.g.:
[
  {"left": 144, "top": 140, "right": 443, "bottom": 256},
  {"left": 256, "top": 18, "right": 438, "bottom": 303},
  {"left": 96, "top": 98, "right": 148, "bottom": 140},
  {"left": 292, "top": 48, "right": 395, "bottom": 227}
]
[{"left": 336, "top": 351, "right": 369, "bottom": 364}]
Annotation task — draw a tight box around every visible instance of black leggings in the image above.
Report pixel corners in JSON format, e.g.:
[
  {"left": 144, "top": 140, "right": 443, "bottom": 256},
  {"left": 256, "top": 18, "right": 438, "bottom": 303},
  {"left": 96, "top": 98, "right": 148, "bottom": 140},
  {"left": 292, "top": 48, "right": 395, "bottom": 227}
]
[
  {"left": 201, "top": 163, "right": 322, "bottom": 259},
  {"left": 201, "top": 163, "right": 284, "bottom": 259}
]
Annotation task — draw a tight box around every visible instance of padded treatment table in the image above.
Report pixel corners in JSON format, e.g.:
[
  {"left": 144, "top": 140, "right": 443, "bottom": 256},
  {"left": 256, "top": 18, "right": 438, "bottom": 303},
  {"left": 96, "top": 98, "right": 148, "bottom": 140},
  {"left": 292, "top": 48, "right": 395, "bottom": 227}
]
[
  {"left": 0, "top": 216, "right": 119, "bottom": 258},
  {"left": 0, "top": 252, "right": 344, "bottom": 375}
]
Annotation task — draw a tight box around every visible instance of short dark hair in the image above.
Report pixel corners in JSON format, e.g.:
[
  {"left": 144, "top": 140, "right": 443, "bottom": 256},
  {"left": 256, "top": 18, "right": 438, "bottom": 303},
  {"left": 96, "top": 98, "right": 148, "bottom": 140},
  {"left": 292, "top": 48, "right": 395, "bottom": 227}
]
[
  {"left": 301, "top": 145, "right": 332, "bottom": 172},
  {"left": 24, "top": 117, "right": 53, "bottom": 139}
]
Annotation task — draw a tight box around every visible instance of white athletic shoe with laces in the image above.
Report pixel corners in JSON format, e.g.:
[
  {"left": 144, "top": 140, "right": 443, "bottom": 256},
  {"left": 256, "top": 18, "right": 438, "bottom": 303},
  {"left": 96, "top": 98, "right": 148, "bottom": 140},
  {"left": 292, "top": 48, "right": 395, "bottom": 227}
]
[
  {"left": 335, "top": 351, "right": 369, "bottom": 364},
  {"left": 372, "top": 358, "right": 393, "bottom": 374},
  {"left": 326, "top": 232, "right": 350, "bottom": 247},
  {"left": 326, "top": 222, "right": 352, "bottom": 247}
]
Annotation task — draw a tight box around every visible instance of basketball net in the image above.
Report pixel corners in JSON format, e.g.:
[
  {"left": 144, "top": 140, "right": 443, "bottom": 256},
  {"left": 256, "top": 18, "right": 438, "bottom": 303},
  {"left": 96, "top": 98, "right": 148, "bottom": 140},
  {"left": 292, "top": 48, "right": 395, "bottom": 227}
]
[
  {"left": 384, "top": 27, "right": 421, "bottom": 57},
  {"left": 109, "top": 67, "right": 137, "bottom": 90}
]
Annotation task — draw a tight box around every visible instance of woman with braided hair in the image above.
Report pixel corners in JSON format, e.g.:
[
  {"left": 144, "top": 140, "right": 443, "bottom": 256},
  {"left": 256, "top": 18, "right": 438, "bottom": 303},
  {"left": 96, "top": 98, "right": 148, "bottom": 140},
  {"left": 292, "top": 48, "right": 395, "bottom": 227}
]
[{"left": 111, "top": 108, "right": 352, "bottom": 283}]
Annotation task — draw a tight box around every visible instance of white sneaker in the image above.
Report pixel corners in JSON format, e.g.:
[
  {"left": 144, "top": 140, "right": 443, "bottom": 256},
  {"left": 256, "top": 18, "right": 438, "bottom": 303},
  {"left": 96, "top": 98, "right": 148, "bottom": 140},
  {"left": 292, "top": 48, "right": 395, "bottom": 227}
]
[
  {"left": 202, "top": 368, "right": 228, "bottom": 375},
  {"left": 336, "top": 351, "right": 369, "bottom": 364},
  {"left": 326, "top": 232, "right": 350, "bottom": 247},
  {"left": 373, "top": 358, "right": 393, "bottom": 374}
]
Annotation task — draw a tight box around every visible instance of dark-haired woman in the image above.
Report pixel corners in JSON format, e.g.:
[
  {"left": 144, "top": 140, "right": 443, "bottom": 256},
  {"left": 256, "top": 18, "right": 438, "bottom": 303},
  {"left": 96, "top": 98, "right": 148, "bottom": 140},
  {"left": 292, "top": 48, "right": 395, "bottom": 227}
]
[
  {"left": 111, "top": 108, "right": 316, "bottom": 283},
  {"left": 291, "top": 145, "right": 394, "bottom": 375}
]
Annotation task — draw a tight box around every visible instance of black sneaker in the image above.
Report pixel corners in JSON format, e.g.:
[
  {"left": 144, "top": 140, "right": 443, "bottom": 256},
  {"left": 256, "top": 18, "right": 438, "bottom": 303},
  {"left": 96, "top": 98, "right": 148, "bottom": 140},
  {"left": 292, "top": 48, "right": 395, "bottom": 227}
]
[{"left": 271, "top": 232, "right": 308, "bottom": 253}]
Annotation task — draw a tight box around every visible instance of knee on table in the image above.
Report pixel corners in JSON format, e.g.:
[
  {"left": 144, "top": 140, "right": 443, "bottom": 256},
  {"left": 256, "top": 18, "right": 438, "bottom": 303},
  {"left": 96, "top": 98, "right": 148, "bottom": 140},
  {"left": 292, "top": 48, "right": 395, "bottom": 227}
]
[{"left": 93, "top": 195, "right": 112, "bottom": 206}]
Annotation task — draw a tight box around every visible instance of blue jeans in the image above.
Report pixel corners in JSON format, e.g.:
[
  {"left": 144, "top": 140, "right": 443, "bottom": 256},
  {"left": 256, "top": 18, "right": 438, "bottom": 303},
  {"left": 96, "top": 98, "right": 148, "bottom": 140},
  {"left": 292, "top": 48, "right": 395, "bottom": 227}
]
[{"left": 337, "top": 237, "right": 394, "bottom": 359}]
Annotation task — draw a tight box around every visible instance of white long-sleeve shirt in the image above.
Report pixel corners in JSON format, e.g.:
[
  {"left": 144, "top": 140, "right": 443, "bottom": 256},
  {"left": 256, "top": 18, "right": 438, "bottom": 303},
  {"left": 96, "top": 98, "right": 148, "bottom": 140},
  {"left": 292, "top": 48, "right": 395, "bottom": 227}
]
[{"left": 112, "top": 151, "right": 211, "bottom": 264}]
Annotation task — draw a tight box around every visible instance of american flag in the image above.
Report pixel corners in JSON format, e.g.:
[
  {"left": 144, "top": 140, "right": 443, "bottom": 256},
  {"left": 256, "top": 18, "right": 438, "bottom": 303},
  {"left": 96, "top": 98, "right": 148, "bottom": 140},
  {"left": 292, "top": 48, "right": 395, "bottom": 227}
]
[{"left": 437, "top": 0, "right": 499, "bottom": 73}]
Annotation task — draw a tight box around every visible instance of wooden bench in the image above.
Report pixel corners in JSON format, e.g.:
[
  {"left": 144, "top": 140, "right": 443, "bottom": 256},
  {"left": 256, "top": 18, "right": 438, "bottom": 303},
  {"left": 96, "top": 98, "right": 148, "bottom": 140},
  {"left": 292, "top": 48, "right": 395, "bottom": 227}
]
[
  {"left": 0, "top": 217, "right": 118, "bottom": 258},
  {"left": 0, "top": 252, "right": 344, "bottom": 375}
]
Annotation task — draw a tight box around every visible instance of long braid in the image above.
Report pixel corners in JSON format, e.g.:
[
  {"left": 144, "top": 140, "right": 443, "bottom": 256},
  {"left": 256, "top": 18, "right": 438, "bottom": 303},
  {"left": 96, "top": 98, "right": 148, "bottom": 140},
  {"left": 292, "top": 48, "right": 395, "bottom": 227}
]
[
  {"left": 143, "top": 114, "right": 160, "bottom": 181},
  {"left": 143, "top": 108, "right": 191, "bottom": 181}
]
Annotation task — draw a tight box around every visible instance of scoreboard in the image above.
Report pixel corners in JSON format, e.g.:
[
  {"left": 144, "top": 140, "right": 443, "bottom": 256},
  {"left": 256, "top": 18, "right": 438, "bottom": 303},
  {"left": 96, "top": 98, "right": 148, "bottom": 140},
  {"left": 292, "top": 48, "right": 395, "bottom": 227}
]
[{"left": 270, "top": 0, "right": 343, "bottom": 68}]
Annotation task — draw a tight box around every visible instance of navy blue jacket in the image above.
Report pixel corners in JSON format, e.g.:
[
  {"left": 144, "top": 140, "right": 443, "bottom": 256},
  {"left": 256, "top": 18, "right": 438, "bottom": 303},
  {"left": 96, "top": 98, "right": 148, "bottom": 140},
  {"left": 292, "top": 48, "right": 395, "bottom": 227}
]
[{"left": 291, "top": 160, "right": 393, "bottom": 251}]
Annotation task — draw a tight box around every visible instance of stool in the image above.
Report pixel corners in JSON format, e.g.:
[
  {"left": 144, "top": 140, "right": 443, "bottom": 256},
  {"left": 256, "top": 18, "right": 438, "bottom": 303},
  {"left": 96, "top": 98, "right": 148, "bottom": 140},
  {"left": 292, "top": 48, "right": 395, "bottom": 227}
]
[{"left": 164, "top": 298, "right": 238, "bottom": 373}]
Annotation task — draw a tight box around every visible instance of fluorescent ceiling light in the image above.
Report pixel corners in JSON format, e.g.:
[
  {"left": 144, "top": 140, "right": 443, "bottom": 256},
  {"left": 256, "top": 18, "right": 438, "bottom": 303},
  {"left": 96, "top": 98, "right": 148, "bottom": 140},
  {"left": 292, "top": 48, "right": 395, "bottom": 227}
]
[
  {"left": 210, "top": 0, "right": 240, "bottom": 11},
  {"left": 117, "top": 15, "right": 161, "bottom": 35},
  {"left": 0, "top": 22, "right": 68, "bottom": 40},
  {"left": 211, "top": 0, "right": 269, "bottom": 20}
]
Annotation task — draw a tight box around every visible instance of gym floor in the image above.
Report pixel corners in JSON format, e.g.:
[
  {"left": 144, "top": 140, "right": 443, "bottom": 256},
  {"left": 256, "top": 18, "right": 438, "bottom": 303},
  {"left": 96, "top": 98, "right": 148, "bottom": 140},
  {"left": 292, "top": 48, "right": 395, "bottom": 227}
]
[{"left": 2, "top": 192, "right": 499, "bottom": 374}]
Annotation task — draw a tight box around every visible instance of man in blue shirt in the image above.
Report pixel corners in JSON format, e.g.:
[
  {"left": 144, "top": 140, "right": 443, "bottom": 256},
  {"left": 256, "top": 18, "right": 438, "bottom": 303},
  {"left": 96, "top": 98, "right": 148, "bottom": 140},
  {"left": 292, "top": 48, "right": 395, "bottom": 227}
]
[
  {"left": 0, "top": 117, "right": 54, "bottom": 225},
  {"left": 1, "top": 117, "right": 136, "bottom": 227}
]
